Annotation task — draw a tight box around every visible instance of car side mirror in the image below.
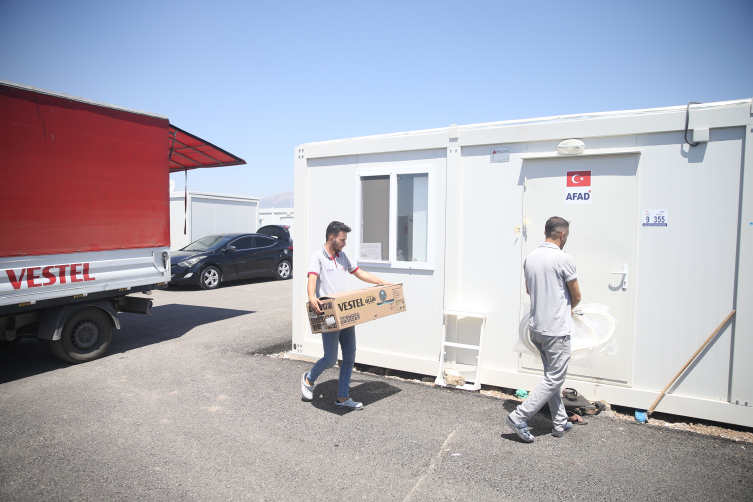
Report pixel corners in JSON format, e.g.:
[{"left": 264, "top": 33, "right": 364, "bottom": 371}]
[{"left": 224, "top": 245, "right": 236, "bottom": 252}]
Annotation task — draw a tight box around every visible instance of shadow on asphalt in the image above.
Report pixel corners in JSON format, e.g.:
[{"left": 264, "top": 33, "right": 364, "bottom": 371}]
[
  {"left": 0, "top": 304, "right": 253, "bottom": 385},
  {"left": 163, "top": 274, "right": 289, "bottom": 292},
  {"left": 309, "top": 378, "right": 402, "bottom": 414}
]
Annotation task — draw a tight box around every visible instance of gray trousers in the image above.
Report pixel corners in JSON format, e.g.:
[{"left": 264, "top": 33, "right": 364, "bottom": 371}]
[{"left": 510, "top": 332, "right": 571, "bottom": 430}]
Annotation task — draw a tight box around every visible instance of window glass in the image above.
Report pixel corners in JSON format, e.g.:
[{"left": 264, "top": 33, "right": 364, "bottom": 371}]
[
  {"left": 360, "top": 175, "right": 390, "bottom": 261},
  {"left": 397, "top": 174, "right": 428, "bottom": 262},
  {"left": 231, "top": 237, "right": 254, "bottom": 250},
  {"left": 254, "top": 236, "right": 276, "bottom": 248},
  {"left": 183, "top": 235, "right": 232, "bottom": 252}
]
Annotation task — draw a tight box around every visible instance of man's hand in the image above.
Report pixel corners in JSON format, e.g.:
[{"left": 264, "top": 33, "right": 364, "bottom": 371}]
[
  {"left": 353, "top": 268, "right": 391, "bottom": 286},
  {"left": 309, "top": 297, "right": 323, "bottom": 315},
  {"left": 567, "top": 278, "right": 581, "bottom": 313},
  {"left": 307, "top": 273, "right": 323, "bottom": 314}
]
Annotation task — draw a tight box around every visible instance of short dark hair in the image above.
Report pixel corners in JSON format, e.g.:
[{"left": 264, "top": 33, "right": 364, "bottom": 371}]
[
  {"left": 326, "top": 221, "right": 351, "bottom": 241},
  {"left": 545, "top": 216, "right": 569, "bottom": 239}
]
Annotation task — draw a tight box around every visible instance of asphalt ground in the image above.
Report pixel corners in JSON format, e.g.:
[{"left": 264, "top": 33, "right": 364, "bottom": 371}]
[{"left": 1, "top": 277, "right": 752, "bottom": 502}]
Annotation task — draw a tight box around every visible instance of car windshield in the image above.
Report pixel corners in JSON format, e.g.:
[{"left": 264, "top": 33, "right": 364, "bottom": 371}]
[{"left": 182, "top": 235, "right": 232, "bottom": 252}]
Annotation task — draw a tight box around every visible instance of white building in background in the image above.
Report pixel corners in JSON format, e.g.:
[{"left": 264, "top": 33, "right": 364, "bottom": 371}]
[
  {"left": 259, "top": 207, "right": 295, "bottom": 241},
  {"left": 170, "top": 191, "right": 259, "bottom": 251},
  {"left": 291, "top": 98, "right": 753, "bottom": 427}
]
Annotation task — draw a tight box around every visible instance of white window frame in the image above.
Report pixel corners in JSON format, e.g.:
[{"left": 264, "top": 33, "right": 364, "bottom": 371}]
[{"left": 354, "top": 166, "right": 435, "bottom": 271}]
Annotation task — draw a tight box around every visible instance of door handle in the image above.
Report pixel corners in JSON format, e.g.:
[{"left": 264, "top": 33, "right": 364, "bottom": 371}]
[{"left": 611, "top": 264, "right": 628, "bottom": 290}]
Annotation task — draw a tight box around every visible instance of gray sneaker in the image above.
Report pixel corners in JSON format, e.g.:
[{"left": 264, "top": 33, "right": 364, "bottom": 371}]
[
  {"left": 334, "top": 398, "right": 363, "bottom": 410},
  {"left": 552, "top": 422, "right": 573, "bottom": 438},
  {"left": 301, "top": 373, "right": 313, "bottom": 401},
  {"left": 505, "top": 415, "right": 535, "bottom": 443}
]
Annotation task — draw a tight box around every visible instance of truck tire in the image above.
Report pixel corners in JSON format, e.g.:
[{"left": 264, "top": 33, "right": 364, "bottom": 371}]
[
  {"left": 276, "top": 260, "right": 292, "bottom": 280},
  {"left": 198, "top": 266, "right": 221, "bottom": 290},
  {"left": 50, "top": 308, "right": 112, "bottom": 364}
]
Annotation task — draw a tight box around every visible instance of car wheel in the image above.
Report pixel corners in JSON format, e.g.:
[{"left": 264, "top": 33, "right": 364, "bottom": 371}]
[
  {"left": 276, "top": 260, "right": 292, "bottom": 280},
  {"left": 50, "top": 307, "right": 112, "bottom": 364},
  {"left": 199, "top": 266, "right": 221, "bottom": 290}
]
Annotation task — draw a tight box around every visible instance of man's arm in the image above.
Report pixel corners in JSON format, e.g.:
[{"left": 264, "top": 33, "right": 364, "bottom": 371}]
[
  {"left": 352, "top": 268, "right": 391, "bottom": 286},
  {"left": 307, "top": 274, "right": 323, "bottom": 314},
  {"left": 566, "top": 278, "right": 581, "bottom": 312}
]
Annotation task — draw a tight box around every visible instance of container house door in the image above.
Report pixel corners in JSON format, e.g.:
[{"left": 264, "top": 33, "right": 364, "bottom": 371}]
[{"left": 520, "top": 155, "right": 638, "bottom": 385}]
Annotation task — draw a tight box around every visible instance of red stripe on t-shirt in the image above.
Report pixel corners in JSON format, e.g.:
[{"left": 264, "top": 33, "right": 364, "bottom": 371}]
[
  {"left": 308, "top": 272, "right": 319, "bottom": 277},
  {"left": 350, "top": 267, "right": 359, "bottom": 274}
]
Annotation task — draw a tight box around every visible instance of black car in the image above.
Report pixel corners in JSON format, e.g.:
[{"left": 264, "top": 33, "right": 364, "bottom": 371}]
[{"left": 170, "top": 229, "right": 293, "bottom": 290}]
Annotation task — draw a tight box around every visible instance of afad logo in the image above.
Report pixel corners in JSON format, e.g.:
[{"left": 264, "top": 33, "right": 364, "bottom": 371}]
[
  {"left": 566, "top": 192, "right": 591, "bottom": 202},
  {"left": 565, "top": 171, "right": 592, "bottom": 205}
]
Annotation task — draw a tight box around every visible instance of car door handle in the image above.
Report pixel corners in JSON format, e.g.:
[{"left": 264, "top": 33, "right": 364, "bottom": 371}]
[{"left": 611, "top": 264, "right": 628, "bottom": 290}]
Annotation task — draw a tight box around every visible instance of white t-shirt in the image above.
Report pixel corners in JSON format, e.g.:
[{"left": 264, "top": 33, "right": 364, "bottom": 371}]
[
  {"left": 524, "top": 242, "right": 578, "bottom": 336},
  {"left": 307, "top": 247, "right": 359, "bottom": 297}
]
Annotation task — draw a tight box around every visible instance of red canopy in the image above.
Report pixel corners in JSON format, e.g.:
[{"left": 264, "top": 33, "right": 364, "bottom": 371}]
[{"left": 168, "top": 124, "right": 246, "bottom": 172}]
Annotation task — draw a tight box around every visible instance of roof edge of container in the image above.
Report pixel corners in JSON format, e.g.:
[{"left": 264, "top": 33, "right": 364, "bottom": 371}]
[
  {"left": 169, "top": 191, "right": 260, "bottom": 201},
  {"left": 0, "top": 79, "right": 169, "bottom": 121},
  {"left": 300, "top": 97, "right": 752, "bottom": 147}
]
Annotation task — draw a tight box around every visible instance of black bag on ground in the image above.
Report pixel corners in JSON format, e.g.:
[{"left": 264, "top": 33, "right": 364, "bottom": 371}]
[{"left": 562, "top": 388, "right": 601, "bottom": 415}]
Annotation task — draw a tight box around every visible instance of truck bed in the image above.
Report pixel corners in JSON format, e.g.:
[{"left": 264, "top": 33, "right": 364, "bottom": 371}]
[{"left": 0, "top": 248, "right": 170, "bottom": 313}]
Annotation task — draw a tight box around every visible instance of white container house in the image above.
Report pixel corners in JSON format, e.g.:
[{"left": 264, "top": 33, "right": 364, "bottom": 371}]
[
  {"left": 291, "top": 99, "right": 753, "bottom": 427},
  {"left": 170, "top": 191, "right": 260, "bottom": 251}
]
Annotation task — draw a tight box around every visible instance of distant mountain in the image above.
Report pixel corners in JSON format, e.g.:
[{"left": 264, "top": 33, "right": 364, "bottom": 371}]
[{"left": 260, "top": 191, "right": 294, "bottom": 208}]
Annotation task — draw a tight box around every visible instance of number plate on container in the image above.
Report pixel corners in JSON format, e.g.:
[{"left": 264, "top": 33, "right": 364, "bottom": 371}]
[{"left": 642, "top": 209, "right": 668, "bottom": 227}]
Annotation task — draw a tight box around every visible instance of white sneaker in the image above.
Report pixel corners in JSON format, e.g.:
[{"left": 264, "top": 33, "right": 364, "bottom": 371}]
[
  {"left": 301, "top": 373, "right": 313, "bottom": 401},
  {"left": 334, "top": 398, "right": 363, "bottom": 410}
]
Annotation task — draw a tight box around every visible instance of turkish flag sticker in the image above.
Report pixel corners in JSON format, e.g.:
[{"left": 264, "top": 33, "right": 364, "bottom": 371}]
[{"left": 567, "top": 171, "right": 591, "bottom": 187}]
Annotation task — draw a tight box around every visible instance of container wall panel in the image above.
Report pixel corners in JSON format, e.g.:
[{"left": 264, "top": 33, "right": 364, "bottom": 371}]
[
  {"left": 353, "top": 150, "right": 447, "bottom": 363},
  {"left": 169, "top": 196, "right": 190, "bottom": 251},
  {"left": 633, "top": 128, "right": 744, "bottom": 401},
  {"left": 305, "top": 156, "right": 358, "bottom": 344},
  {"left": 190, "top": 198, "right": 258, "bottom": 243},
  {"left": 303, "top": 151, "right": 447, "bottom": 365},
  {"left": 456, "top": 144, "right": 526, "bottom": 372}
]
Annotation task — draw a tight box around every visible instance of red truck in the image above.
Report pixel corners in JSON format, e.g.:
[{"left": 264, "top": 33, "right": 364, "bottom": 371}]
[{"left": 0, "top": 80, "right": 245, "bottom": 363}]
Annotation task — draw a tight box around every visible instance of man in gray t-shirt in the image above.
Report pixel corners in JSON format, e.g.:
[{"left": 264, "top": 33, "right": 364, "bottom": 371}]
[
  {"left": 506, "top": 217, "right": 582, "bottom": 443},
  {"left": 300, "top": 221, "right": 389, "bottom": 410}
]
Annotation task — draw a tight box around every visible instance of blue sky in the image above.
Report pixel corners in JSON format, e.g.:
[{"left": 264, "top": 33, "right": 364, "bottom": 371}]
[{"left": 2, "top": 1, "right": 751, "bottom": 200}]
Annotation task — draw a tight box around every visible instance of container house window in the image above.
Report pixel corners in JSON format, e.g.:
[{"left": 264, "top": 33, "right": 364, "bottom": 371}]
[
  {"left": 357, "top": 169, "right": 433, "bottom": 269},
  {"left": 360, "top": 175, "right": 390, "bottom": 261},
  {"left": 397, "top": 174, "right": 428, "bottom": 262}
]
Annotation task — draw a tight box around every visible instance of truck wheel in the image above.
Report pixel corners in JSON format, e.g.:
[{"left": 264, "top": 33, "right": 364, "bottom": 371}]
[
  {"left": 50, "top": 308, "right": 112, "bottom": 364},
  {"left": 276, "top": 260, "right": 292, "bottom": 280},
  {"left": 199, "top": 266, "right": 221, "bottom": 290}
]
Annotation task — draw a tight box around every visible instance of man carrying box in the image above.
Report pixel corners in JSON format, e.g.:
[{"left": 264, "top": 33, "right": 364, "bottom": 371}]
[{"left": 301, "top": 221, "right": 390, "bottom": 410}]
